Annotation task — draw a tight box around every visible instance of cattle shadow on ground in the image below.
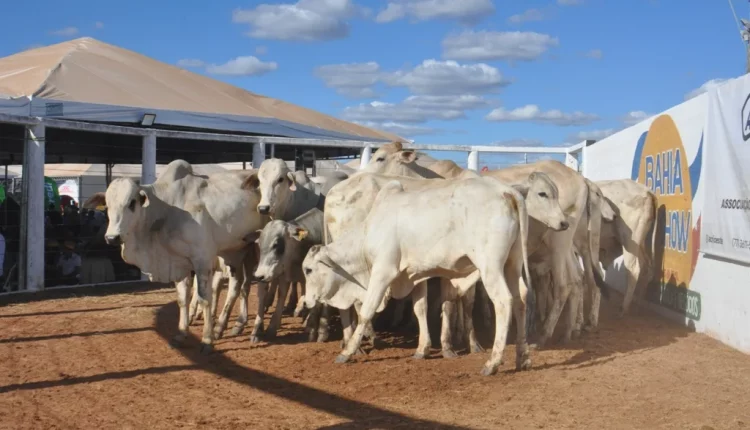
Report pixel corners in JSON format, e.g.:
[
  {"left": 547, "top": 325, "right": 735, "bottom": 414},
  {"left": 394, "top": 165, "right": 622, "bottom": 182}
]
[
  {"left": 0, "top": 302, "right": 166, "bottom": 319},
  {"left": 0, "top": 281, "right": 169, "bottom": 307},
  {"left": 0, "top": 326, "right": 153, "bottom": 344},
  {"left": 155, "top": 301, "right": 472, "bottom": 429}
]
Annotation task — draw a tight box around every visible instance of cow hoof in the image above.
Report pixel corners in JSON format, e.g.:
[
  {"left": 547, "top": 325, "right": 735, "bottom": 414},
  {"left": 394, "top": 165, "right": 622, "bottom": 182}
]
[
  {"left": 480, "top": 366, "right": 497, "bottom": 377},
  {"left": 265, "top": 330, "right": 278, "bottom": 340},
  {"left": 249, "top": 335, "right": 262, "bottom": 344},
  {"left": 516, "top": 358, "right": 532, "bottom": 371},
  {"left": 308, "top": 331, "right": 318, "bottom": 343},
  {"left": 230, "top": 326, "right": 245, "bottom": 337},
  {"left": 200, "top": 344, "right": 213, "bottom": 355},
  {"left": 413, "top": 352, "right": 427, "bottom": 360},
  {"left": 442, "top": 349, "right": 459, "bottom": 359},
  {"left": 334, "top": 354, "right": 350, "bottom": 364},
  {"left": 317, "top": 332, "right": 329, "bottom": 343},
  {"left": 470, "top": 344, "right": 486, "bottom": 354},
  {"left": 571, "top": 329, "right": 581, "bottom": 340},
  {"left": 354, "top": 348, "right": 367, "bottom": 356}
]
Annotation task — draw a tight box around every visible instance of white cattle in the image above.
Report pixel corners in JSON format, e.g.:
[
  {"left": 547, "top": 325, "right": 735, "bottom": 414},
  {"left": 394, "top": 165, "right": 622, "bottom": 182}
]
[
  {"left": 104, "top": 160, "right": 267, "bottom": 353},
  {"left": 303, "top": 176, "right": 533, "bottom": 376},
  {"left": 241, "top": 159, "right": 348, "bottom": 343},
  {"left": 597, "top": 179, "right": 658, "bottom": 317},
  {"left": 324, "top": 168, "right": 568, "bottom": 356}
]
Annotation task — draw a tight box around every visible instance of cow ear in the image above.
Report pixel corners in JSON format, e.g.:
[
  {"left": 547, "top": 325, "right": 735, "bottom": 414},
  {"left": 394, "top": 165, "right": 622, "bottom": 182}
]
[
  {"left": 527, "top": 172, "right": 537, "bottom": 182},
  {"left": 241, "top": 173, "right": 260, "bottom": 190},
  {"left": 138, "top": 190, "right": 149, "bottom": 208},
  {"left": 392, "top": 141, "right": 403, "bottom": 151},
  {"left": 286, "top": 172, "right": 297, "bottom": 191},
  {"left": 399, "top": 150, "right": 417, "bottom": 163},
  {"left": 291, "top": 227, "right": 308, "bottom": 242}
]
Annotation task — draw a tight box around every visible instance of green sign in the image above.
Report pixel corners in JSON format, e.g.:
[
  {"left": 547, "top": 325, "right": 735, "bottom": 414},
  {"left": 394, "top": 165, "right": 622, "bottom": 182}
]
[{"left": 44, "top": 176, "right": 60, "bottom": 210}]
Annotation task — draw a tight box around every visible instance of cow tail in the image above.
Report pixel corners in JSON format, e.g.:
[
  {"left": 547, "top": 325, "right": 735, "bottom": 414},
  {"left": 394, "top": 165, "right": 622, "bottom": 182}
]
[
  {"left": 642, "top": 190, "right": 659, "bottom": 283},
  {"left": 511, "top": 191, "right": 532, "bottom": 297},
  {"left": 585, "top": 181, "right": 611, "bottom": 299}
]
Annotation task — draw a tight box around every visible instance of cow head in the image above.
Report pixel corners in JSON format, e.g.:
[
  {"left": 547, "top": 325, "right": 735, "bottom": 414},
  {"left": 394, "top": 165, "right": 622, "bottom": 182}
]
[
  {"left": 520, "top": 172, "right": 569, "bottom": 231},
  {"left": 301, "top": 244, "right": 354, "bottom": 310},
  {"left": 585, "top": 179, "right": 616, "bottom": 222},
  {"left": 104, "top": 178, "right": 149, "bottom": 246},
  {"left": 361, "top": 141, "right": 419, "bottom": 176},
  {"left": 241, "top": 159, "right": 296, "bottom": 216},
  {"left": 253, "top": 220, "right": 308, "bottom": 282}
]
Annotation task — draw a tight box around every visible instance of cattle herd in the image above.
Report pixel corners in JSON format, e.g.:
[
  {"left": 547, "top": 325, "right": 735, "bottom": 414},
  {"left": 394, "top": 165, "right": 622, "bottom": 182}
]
[{"left": 100, "top": 141, "right": 657, "bottom": 377}]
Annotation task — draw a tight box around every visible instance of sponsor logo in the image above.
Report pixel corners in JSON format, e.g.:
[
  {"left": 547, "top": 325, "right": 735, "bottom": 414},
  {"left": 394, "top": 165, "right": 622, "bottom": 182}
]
[
  {"left": 743, "top": 93, "right": 750, "bottom": 141},
  {"left": 720, "top": 198, "right": 750, "bottom": 210},
  {"left": 732, "top": 238, "right": 750, "bottom": 250},
  {"left": 705, "top": 235, "right": 723, "bottom": 245},
  {"left": 631, "top": 114, "right": 703, "bottom": 320}
]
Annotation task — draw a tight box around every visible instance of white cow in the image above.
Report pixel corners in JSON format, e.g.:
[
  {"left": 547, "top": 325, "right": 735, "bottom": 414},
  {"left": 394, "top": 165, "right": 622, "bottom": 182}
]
[
  {"left": 597, "top": 179, "right": 658, "bottom": 317},
  {"left": 104, "top": 160, "right": 267, "bottom": 354},
  {"left": 303, "top": 176, "right": 533, "bottom": 376},
  {"left": 241, "top": 159, "right": 348, "bottom": 343}
]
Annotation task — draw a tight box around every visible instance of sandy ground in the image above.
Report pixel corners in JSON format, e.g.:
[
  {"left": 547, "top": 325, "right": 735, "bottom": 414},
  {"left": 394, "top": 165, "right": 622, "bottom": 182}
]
[{"left": 0, "top": 282, "right": 749, "bottom": 430}]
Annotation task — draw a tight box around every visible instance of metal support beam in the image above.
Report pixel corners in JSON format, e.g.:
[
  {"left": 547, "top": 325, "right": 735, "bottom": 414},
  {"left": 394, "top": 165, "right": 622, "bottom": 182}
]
[
  {"left": 141, "top": 133, "right": 157, "bottom": 185},
  {"left": 252, "top": 139, "right": 266, "bottom": 168},
  {"left": 467, "top": 151, "right": 479, "bottom": 171},
  {"left": 20, "top": 123, "right": 45, "bottom": 292},
  {"left": 360, "top": 144, "right": 372, "bottom": 170}
]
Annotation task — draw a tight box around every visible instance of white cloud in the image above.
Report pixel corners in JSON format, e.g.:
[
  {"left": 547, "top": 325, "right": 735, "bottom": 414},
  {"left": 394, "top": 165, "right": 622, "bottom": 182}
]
[
  {"left": 314, "top": 62, "right": 383, "bottom": 98},
  {"left": 354, "top": 121, "right": 439, "bottom": 137},
  {"left": 95, "top": 22, "right": 104, "bottom": 29},
  {"left": 621, "top": 110, "right": 652, "bottom": 126},
  {"left": 232, "top": 0, "right": 363, "bottom": 42},
  {"left": 205, "top": 56, "right": 278, "bottom": 76},
  {"left": 486, "top": 104, "right": 599, "bottom": 126},
  {"left": 255, "top": 46, "right": 268, "bottom": 55},
  {"left": 50, "top": 27, "right": 79, "bottom": 37},
  {"left": 442, "top": 31, "right": 559, "bottom": 62},
  {"left": 375, "top": 0, "right": 494, "bottom": 24},
  {"left": 584, "top": 49, "right": 602, "bottom": 59},
  {"left": 557, "top": 0, "right": 583, "bottom": 5},
  {"left": 177, "top": 58, "right": 206, "bottom": 68},
  {"left": 684, "top": 78, "right": 730, "bottom": 100},
  {"left": 342, "top": 95, "right": 492, "bottom": 123},
  {"left": 385, "top": 60, "right": 509, "bottom": 95},
  {"left": 569, "top": 128, "right": 617, "bottom": 142},
  {"left": 508, "top": 8, "right": 545, "bottom": 24}
]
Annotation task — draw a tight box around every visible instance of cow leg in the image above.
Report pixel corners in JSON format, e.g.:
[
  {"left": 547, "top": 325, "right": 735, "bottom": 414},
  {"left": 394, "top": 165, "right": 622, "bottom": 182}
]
[
  {"left": 388, "top": 299, "right": 408, "bottom": 329},
  {"left": 250, "top": 281, "right": 269, "bottom": 343},
  {"left": 215, "top": 268, "right": 243, "bottom": 339},
  {"left": 294, "top": 281, "right": 308, "bottom": 319},
  {"left": 284, "top": 282, "right": 298, "bottom": 316},
  {"left": 578, "top": 243, "right": 601, "bottom": 333},
  {"left": 462, "top": 285, "right": 484, "bottom": 353},
  {"left": 411, "top": 281, "right": 432, "bottom": 359},
  {"left": 265, "top": 280, "right": 288, "bottom": 339},
  {"left": 305, "top": 303, "right": 322, "bottom": 342},
  {"left": 439, "top": 279, "right": 458, "bottom": 359},
  {"left": 562, "top": 253, "right": 583, "bottom": 343},
  {"left": 620, "top": 247, "right": 642, "bottom": 318},
  {"left": 230, "top": 280, "right": 251, "bottom": 336},
  {"left": 317, "top": 304, "right": 331, "bottom": 343},
  {"left": 196, "top": 270, "right": 215, "bottom": 354},
  {"left": 336, "top": 267, "right": 397, "bottom": 364},
  {"left": 170, "top": 276, "right": 192, "bottom": 348},
  {"left": 477, "top": 265, "right": 513, "bottom": 377},
  {"left": 188, "top": 276, "right": 200, "bottom": 324},
  {"left": 508, "top": 262, "right": 532, "bottom": 372},
  {"left": 264, "top": 282, "right": 277, "bottom": 313},
  {"left": 210, "top": 271, "right": 223, "bottom": 322},
  {"left": 352, "top": 302, "right": 383, "bottom": 349},
  {"left": 536, "top": 249, "right": 578, "bottom": 348}
]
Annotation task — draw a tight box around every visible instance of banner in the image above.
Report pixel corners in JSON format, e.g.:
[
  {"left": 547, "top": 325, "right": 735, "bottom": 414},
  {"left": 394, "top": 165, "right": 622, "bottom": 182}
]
[{"left": 701, "top": 76, "right": 750, "bottom": 264}]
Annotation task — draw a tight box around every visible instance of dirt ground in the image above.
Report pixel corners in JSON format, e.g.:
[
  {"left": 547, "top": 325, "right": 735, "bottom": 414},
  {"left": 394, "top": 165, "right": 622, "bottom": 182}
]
[{"left": 0, "top": 283, "right": 749, "bottom": 430}]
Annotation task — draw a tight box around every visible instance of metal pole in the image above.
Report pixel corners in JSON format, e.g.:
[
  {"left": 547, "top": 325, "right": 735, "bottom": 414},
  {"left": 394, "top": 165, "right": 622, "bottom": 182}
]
[
  {"left": 141, "top": 133, "right": 157, "bottom": 185},
  {"left": 20, "top": 123, "right": 45, "bottom": 292}
]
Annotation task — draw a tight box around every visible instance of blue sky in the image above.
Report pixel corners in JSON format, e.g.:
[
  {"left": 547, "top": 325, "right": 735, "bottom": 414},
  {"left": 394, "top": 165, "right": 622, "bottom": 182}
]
[{"left": 1, "top": 0, "right": 748, "bottom": 167}]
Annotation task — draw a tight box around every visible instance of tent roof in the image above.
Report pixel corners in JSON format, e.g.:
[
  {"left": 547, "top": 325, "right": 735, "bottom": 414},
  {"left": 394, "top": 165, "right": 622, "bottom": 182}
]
[{"left": 0, "top": 37, "right": 403, "bottom": 142}]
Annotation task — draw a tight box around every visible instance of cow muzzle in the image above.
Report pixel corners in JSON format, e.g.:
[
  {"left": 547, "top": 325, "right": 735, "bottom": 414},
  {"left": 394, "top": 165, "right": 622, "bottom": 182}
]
[
  {"left": 558, "top": 221, "right": 569, "bottom": 231},
  {"left": 105, "top": 235, "right": 121, "bottom": 246},
  {"left": 257, "top": 205, "right": 270, "bottom": 215}
]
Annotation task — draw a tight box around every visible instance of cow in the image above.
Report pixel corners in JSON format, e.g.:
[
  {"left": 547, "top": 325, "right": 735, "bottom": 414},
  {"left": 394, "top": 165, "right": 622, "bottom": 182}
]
[
  {"left": 321, "top": 170, "right": 568, "bottom": 359},
  {"left": 303, "top": 176, "right": 534, "bottom": 376},
  {"left": 104, "top": 160, "right": 267, "bottom": 354},
  {"left": 596, "top": 179, "right": 658, "bottom": 318},
  {"left": 241, "top": 159, "right": 348, "bottom": 343}
]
